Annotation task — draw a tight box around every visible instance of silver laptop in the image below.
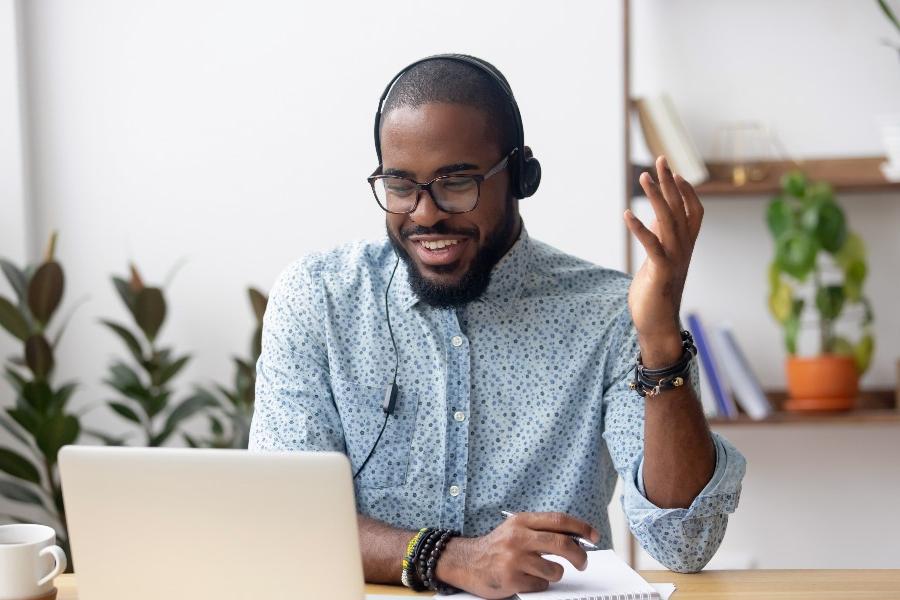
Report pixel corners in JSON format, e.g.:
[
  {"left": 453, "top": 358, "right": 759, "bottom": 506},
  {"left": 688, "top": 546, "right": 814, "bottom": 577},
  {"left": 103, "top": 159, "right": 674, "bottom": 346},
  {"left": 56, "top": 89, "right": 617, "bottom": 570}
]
[{"left": 59, "top": 446, "right": 364, "bottom": 600}]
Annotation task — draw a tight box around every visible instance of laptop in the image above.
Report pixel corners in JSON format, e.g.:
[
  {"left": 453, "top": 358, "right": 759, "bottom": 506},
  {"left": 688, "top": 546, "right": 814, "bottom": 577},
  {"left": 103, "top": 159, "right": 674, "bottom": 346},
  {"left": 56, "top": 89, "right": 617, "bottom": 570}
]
[{"left": 59, "top": 446, "right": 365, "bottom": 600}]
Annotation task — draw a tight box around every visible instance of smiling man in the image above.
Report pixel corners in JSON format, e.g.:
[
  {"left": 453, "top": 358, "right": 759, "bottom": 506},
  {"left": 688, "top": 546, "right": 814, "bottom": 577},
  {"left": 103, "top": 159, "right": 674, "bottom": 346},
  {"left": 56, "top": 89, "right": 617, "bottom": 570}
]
[{"left": 249, "top": 55, "right": 745, "bottom": 598}]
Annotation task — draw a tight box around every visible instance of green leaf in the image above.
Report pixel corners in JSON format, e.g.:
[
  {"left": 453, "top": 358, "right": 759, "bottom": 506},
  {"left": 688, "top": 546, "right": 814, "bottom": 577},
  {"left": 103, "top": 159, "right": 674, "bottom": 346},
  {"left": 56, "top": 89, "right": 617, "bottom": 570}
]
[
  {"left": 209, "top": 415, "right": 224, "bottom": 437},
  {"left": 24, "top": 334, "right": 54, "bottom": 380},
  {"left": 768, "top": 280, "right": 793, "bottom": 323},
  {"left": 7, "top": 409, "right": 38, "bottom": 437},
  {"left": 21, "top": 380, "right": 55, "bottom": 414},
  {"left": 134, "top": 287, "right": 166, "bottom": 342},
  {"left": 145, "top": 390, "right": 171, "bottom": 419},
  {"left": 184, "top": 434, "right": 201, "bottom": 449},
  {"left": 55, "top": 382, "right": 78, "bottom": 407},
  {"left": 0, "top": 259, "right": 28, "bottom": 305},
  {"left": 248, "top": 288, "right": 268, "bottom": 323},
  {"left": 815, "top": 285, "right": 845, "bottom": 321},
  {"left": 784, "top": 314, "right": 800, "bottom": 355},
  {"left": 108, "top": 401, "right": 142, "bottom": 424},
  {"left": 835, "top": 233, "right": 866, "bottom": 268},
  {"left": 0, "top": 478, "right": 43, "bottom": 506},
  {"left": 152, "top": 393, "right": 218, "bottom": 446},
  {"left": 158, "top": 355, "right": 190, "bottom": 386},
  {"left": 101, "top": 320, "right": 144, "bottom": 363},
  {"left": 0, "top": 448, "right": 41, "bottom": 484},
  {"left": 765, "top": 196, "right": 794, "bottom": 239},
  {"left": 854, "top": 333, "right": 875, "bottom": 374},
  {"left": 252, "top": 326, "right": 262, "bottom": 361},
  {"left": 0, "top": 296, "right": 30, "bottom": 341},
  {"left": 35, "top": 414, "right": 79, "bottom": 465},
  {"left": 0, "top": 412, "right": 31, "bottom": 448},
  {"left": 781, "top": 170, "right": 807, "bottom": 197},
  {"left": 82, "top": 428, "right": 126, "bottom": 446},
  {"left": 878, "top": 0, "right": 900, "bottom": 34},
  {"left": 775, "top": 231, "right": 818, "bottom": 280},
  {"left": 830, "top": 335, "right": 854, "bottom": 356},
  {"left": 800, "top": 200, "right": 846, "bottom": 253},
  {"left": 3, "top": 367, "right": 27, "bottom": 393},
  {"left": 27, "top": 262, "right": 64, "bottom": 326},
  {"left": 112, "top": 276, "right": 137, "bottom": 318}
]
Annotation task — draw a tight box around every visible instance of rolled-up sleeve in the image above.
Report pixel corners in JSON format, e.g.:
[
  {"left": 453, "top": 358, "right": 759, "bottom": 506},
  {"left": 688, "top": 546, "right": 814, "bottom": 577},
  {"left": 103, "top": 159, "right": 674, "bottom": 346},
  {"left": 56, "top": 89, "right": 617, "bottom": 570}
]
[
  {"left": 601, "top": 306, "right": 746, "bottom": 573},
  {"left": 248, "top": 258, "right": 345, "bottom": 454}
]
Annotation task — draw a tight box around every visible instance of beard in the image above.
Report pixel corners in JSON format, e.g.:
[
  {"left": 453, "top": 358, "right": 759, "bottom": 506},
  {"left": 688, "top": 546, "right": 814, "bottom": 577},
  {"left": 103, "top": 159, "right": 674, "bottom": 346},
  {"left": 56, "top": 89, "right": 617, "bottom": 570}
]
[{"left": 386, "top": 210, "right": 519, "bottom": 309}]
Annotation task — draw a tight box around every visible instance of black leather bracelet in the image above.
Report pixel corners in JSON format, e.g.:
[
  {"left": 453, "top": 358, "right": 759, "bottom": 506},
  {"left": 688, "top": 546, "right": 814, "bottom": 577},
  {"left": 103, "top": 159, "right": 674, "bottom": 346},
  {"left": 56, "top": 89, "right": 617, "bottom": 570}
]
[{"left": 629, "top": 329, "right": 697, "bottom": 398}]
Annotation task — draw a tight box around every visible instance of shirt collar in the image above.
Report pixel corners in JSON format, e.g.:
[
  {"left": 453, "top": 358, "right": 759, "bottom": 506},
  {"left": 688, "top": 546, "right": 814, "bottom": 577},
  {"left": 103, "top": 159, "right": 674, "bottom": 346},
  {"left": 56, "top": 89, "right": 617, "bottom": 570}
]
[{"left": 391, "top": 225, "right": 531, "bottom": 313}]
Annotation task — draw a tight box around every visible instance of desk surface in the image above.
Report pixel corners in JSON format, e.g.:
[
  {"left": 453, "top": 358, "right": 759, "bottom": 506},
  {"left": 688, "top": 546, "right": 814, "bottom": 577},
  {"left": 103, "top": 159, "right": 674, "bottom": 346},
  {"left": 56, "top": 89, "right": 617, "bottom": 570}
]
[{"left": 56, "top": 570, "right": 900, "bottom": 599}]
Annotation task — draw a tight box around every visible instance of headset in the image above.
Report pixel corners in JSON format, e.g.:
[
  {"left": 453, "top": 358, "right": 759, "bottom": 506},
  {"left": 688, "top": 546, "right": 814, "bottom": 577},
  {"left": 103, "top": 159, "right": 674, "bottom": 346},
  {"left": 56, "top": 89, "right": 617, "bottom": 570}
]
[
  {"left": 354, "top": 55, "right": 539, "bottom": 481},
  {"left": 373, "top": 53, "right": 541, "bottom": 200}
]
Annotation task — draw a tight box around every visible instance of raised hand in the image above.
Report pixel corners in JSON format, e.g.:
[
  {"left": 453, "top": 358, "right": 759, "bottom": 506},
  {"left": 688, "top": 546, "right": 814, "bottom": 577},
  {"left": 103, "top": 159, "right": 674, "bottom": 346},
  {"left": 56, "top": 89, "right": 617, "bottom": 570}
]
[{"left": 624, "top": 156, "right": 704, "bottom": 368}]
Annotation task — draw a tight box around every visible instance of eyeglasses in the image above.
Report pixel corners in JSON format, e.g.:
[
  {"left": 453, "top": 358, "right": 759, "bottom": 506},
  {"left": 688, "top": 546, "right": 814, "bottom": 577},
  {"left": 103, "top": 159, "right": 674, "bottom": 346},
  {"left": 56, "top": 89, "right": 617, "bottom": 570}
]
[{"left": 367, "top": 150, "right": 514, "bottom": 215}]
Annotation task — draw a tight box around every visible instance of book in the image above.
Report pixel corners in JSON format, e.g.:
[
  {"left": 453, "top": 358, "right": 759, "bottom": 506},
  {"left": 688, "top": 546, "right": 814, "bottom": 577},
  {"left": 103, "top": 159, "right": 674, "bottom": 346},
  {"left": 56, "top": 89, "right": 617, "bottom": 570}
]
[
  {"left": 711, "top": 324, "right": 773, "bottom": 420},
  {"left": 686, "top": 313, "right": 738, "bottom": 419},
  {"left": 635, "top": 95, "right": 709, "bottom": 186},
  {"left": 446, "top": 550, "right": 675, "bottom": 600}
]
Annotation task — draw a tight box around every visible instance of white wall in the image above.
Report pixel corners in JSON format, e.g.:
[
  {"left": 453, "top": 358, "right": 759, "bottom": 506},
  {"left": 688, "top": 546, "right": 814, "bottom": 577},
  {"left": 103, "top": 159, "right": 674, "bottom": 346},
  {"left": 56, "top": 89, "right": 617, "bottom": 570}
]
[{"left": 626, "top": 0, "right": 900, "bottom": 569}]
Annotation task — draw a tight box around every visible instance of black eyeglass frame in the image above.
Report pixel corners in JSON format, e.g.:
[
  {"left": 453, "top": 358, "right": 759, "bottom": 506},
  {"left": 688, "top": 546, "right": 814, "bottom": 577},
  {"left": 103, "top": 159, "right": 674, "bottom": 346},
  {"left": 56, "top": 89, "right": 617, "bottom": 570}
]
[{"left": 367, "top": 150, "right": 515, "bottom": 215}]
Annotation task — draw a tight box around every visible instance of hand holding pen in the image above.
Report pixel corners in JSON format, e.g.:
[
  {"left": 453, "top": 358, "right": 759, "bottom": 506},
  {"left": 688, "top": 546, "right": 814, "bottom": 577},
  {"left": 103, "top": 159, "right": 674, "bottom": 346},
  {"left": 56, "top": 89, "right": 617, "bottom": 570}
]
[{"left": 501, "top": 510, "right": 599, "bottom": 550}]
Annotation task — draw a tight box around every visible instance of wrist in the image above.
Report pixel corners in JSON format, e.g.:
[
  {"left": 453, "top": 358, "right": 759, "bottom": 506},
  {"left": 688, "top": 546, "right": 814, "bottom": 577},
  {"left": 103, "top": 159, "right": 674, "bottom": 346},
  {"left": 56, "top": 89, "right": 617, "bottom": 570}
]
[
  {"left": 434, "top": 535, "right": 469, "bottom": 590},
  {"left": 637, "top": 331, "right": 683, "bottom": 369}
]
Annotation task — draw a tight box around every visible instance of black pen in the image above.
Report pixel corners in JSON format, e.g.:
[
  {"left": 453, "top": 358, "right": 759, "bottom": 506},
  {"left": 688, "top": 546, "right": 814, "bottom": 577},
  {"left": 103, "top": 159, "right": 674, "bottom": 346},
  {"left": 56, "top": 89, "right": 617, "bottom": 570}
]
[{"left": 500, "top": 510, "right": 599, "bottom": 550}]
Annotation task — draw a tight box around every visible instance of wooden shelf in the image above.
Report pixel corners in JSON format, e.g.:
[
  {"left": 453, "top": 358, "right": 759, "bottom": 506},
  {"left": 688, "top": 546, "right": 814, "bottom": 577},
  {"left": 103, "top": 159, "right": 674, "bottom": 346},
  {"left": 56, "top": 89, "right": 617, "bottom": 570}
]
[
  {"left": 708, "top": 388, "right": 899, "bottom": 426},
  {"left": 696, "top": 156, "right": 900, "bottom": 197}
]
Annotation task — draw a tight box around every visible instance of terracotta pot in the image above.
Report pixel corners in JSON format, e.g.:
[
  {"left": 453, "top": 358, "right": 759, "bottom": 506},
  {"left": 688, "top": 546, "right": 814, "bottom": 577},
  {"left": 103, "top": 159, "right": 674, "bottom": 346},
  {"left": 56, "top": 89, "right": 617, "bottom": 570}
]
[{"left": 785, "top": 355, "right": 859, "bottom": 411}]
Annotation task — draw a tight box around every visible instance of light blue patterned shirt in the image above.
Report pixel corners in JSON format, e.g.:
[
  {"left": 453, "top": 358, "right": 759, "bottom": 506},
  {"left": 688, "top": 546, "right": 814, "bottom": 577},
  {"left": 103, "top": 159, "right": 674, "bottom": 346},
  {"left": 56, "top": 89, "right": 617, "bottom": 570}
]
[{"left": 248, "top": 227, "right": 745, "bottom": 572}]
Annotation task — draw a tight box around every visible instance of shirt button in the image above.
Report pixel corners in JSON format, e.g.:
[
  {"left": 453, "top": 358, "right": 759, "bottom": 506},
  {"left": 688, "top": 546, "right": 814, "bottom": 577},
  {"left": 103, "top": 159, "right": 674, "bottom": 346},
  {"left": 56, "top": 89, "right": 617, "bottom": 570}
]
[
  {"left": 453, "top": 411, "right": 466, "bottom": 422},
  {"left": 449, "top": 485, "right": 461, "bottom": 497},
  {"left": 451, "top": 335, "right": 463, "bottom": 347}
]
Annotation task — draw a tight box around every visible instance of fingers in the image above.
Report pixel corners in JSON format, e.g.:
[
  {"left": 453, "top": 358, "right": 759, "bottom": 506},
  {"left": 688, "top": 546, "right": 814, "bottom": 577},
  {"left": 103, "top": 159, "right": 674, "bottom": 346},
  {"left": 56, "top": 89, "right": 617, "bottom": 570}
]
[
  {"left": 639, "top": 171, "right": 675, "bottom": 247},
  {"left": 655, "top": 156, "right": 689, "bottom": 239},
  {"left": 674, "top": 173, "right": 704, "bottom": 243},
  {"left": 521, "top": 554, "right": 566, "bottom": 583},
  {"left": 511, "top": 512, "right": 599, "bottom": 545},
  {"left": 528, "top": 531, "right": 589, "bottom": 571},
  {"left": 624, "top": 209, "right": 666, "bottom": 260}
]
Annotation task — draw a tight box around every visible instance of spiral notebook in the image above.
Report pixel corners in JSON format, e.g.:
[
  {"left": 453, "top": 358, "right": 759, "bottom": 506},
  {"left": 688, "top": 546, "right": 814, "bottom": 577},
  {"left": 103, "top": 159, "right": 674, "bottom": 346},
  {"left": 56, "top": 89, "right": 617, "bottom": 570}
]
[{"left": 444, "top": 550, "right": 675, "bottom": 600}]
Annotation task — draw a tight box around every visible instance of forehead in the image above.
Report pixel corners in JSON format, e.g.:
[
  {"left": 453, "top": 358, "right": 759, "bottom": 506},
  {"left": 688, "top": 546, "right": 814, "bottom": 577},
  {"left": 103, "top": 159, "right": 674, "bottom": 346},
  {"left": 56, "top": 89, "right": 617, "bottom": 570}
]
[{"left": 380, "top": 103, "right": 500, "bottom": 175}]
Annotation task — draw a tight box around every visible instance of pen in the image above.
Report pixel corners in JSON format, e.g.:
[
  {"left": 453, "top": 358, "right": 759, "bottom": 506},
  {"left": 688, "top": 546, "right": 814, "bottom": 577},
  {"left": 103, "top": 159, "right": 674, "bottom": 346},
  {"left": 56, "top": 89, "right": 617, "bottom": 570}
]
[{"left": 500, "top": 510, "right": 598, "bottom": 550}]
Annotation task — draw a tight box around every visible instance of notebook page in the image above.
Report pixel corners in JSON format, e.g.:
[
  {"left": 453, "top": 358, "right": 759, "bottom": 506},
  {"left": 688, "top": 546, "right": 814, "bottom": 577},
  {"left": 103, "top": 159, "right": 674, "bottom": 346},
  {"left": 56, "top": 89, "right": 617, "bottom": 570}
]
[{"left": 516, "top": 550, "right": 659, "bottom": 600}]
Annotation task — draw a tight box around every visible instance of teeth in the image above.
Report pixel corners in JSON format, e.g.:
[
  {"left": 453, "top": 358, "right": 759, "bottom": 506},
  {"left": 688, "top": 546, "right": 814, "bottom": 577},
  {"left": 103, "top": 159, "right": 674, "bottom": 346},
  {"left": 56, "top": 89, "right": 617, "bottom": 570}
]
[{"left": 421, "top": 239, "right": 460, "bottom": 250}]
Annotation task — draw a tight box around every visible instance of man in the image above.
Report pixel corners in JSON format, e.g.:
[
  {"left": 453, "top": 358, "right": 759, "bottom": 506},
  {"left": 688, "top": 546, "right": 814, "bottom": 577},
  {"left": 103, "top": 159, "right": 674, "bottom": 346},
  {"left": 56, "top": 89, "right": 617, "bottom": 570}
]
[{"left": 249, "top": 55, "right": 745, "bottom": 598}]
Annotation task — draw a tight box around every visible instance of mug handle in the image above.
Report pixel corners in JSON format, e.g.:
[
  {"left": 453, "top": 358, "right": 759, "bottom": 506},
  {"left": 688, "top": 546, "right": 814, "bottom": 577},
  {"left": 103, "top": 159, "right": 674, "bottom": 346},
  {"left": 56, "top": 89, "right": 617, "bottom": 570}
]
[{"left": 37, "top": 545, "right": 67, "bottom": 586}]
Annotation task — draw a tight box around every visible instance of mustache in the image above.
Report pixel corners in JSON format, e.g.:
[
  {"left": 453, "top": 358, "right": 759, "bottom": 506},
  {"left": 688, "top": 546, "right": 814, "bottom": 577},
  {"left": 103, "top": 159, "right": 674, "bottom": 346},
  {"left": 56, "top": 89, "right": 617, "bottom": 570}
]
[{"left": 400, "top": 223, "right": 478, "bottom": 239}]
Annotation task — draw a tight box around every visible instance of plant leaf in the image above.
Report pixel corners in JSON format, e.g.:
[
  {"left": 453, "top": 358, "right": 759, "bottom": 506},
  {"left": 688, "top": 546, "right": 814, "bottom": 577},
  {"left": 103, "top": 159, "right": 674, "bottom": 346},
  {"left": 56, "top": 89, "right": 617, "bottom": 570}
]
[
  {"left": 82, "top": 428, "right": 127, "bottom": 446},
  {"left": 765, "top": 196, "right": 794, "bottom": 239},
  {"left": 27, "top": 262, "right": 64, "bottom": 326},
  {"left": 112, "top": 276, "right": 137, "bottom": 318},
  {"left": 0, "top": 412, "right": 32, "bottom": 448},
  {"left": 248, "top": 288, "right": 268, "bottom": 323},
  {"left": 134, "top": 287, "right": 166, "bottom": 342},
  {"left": 100, "top": 320, "right": 144, "bottom": 363},
  {"left": 0, "top": 295, "right": 30, "bottom": 341},
  {"left": 7, "top": 408, "right": 39, "bottom": 437},
  {"left": 0, "top": 478, "right": 43, "bottom": 505},
  {"left": 854, "top": 333, "right": 875, "bottom": 374},
  {"left": 0, "top": 447, "right": 41, "bottom": 484},
  {"left": 815, "top": 285, "right": 845, "bottom": 321},
  {"left": 51, "top": 293, "right": 90, "bottom": 349},
  {"left": 24, "top": 334, "right": 54, "bottom": 380},
  {"left": 158, "top": 355, "right": 190, "bottom": 386},
  {"left": 780, "top": 170, "right": 807, "bottom": 198},
  {"left": 878, "top": 0, "right": 900, "bottom": 34},
  {"left": 3, "top": 367, "right": 27, "bottom": 393},
  {"left": 108, "top": 401, "right": 142, "bottom": 424},
  {"left": 152, "top": 393, "right": 218, "bottom": 446},
  {"left": 35, "top": 414, "right": 80, "bottom": 465},
  {"left": 0, "top": 259, "right": 28, "bottom": 305},
  {"left": 775, "top": 230, "right": 818, "bottom": 280}
]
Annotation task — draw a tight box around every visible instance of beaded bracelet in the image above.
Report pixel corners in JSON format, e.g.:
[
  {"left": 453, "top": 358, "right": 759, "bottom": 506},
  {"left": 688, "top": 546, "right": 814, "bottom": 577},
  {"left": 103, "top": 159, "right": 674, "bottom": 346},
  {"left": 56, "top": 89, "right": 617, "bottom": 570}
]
[
  {"left": 629, "top": 329, "right": 697, "bottom": 397},
  {"left": 401, "top": 528, "right": 430, "bottom": 591},
  {"left": 423, "top": 529, "right": 460, "bottom": 595}
]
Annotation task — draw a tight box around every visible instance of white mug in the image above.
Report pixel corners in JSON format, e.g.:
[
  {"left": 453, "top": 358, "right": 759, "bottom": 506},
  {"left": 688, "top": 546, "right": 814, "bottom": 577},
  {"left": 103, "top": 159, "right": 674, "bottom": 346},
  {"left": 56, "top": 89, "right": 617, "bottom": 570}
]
[{"left": 0, "top": 524, "right": 67, "bottom": 600}]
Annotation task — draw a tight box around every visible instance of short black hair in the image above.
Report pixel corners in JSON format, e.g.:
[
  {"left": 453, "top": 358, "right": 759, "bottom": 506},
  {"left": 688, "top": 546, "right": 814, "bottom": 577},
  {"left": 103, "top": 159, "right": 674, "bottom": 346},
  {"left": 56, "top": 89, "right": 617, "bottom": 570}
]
[{"left": 380, "top": 57, "right": 518, "bottom": 155}]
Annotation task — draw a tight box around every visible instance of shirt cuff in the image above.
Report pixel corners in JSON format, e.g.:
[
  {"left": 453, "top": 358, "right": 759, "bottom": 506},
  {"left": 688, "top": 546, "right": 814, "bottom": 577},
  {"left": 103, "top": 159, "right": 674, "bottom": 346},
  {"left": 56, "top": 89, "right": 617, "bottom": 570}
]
[{"left": 625, "top": 433, "right": 745, "bottom": 530}]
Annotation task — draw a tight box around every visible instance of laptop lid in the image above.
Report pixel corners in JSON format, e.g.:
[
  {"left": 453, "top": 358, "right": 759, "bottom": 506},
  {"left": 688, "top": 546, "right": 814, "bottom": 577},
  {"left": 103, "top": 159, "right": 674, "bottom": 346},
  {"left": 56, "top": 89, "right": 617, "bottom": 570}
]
[{"left": 59, "top": 446, "right": 364, "bottom": 600}]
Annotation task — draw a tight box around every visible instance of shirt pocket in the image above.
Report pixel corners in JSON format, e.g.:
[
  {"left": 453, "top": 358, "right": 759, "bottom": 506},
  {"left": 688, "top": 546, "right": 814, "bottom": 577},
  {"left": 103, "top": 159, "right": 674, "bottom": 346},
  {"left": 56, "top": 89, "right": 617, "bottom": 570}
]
[{"left": 332, "top": 378, "right": 419, "bottom": 489}]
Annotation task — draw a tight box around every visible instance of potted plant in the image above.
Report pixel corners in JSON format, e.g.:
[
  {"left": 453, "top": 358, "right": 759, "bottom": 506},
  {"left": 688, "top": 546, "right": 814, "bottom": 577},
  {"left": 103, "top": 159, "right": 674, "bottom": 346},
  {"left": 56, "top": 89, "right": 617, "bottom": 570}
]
[{"left": 766, "top": 172, "right": 875, "bottom": 411}]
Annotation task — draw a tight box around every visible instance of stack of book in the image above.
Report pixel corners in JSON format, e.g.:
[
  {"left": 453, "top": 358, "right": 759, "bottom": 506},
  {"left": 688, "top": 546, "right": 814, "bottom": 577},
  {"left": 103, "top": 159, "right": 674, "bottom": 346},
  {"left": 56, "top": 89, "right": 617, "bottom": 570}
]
[{"left": 686, "top": 312, "right": 773, "bottom": 420}]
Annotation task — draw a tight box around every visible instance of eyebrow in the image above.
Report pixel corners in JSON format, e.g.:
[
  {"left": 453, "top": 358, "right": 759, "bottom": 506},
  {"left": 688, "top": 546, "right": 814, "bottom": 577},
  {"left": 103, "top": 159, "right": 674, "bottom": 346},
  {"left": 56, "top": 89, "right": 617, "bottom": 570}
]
[{"left": 383, "top": 162, "right": 480, "bottom": 178}]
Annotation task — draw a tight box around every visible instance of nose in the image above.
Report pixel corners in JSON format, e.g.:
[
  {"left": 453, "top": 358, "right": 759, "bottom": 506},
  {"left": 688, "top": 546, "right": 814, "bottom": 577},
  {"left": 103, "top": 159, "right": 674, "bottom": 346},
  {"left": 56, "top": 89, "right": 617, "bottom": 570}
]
[{"left": 408, "top": 187, "right": 448, "bottom": 228}]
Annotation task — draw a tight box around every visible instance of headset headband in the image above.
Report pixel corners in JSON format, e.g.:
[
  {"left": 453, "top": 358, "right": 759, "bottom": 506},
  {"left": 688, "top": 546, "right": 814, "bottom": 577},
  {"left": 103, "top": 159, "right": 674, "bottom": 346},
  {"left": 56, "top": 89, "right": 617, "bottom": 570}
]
[{"left": 373, "top": 54, "right": 525, "bottom": 165}]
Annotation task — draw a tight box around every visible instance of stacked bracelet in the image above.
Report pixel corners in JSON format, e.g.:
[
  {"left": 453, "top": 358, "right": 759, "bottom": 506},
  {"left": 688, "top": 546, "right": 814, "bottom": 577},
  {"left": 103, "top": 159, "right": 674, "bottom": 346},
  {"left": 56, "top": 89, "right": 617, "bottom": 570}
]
[
  {"left": 629, "top": 329, "right": 697, "bottom": 398},
  {"left": 401, "top": 528, "right": 430, "bottom": 590},
  {"left": 401, "top": 527, "right": 461, "bottom": 594}
]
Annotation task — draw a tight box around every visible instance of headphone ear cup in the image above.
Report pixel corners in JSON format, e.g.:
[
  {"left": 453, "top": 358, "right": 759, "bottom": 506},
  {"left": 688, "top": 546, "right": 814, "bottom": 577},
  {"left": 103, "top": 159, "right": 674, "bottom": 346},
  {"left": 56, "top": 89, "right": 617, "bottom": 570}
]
[{"left": 517, "top": 147, "right": 541, "bottom": 199}]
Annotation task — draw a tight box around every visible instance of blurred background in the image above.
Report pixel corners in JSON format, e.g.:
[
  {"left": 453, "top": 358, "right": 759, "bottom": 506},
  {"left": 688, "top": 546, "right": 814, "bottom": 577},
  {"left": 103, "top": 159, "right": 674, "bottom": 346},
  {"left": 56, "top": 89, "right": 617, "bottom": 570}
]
[{"left": 1, "top": 0, "right": 898, "bottom": 571}]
